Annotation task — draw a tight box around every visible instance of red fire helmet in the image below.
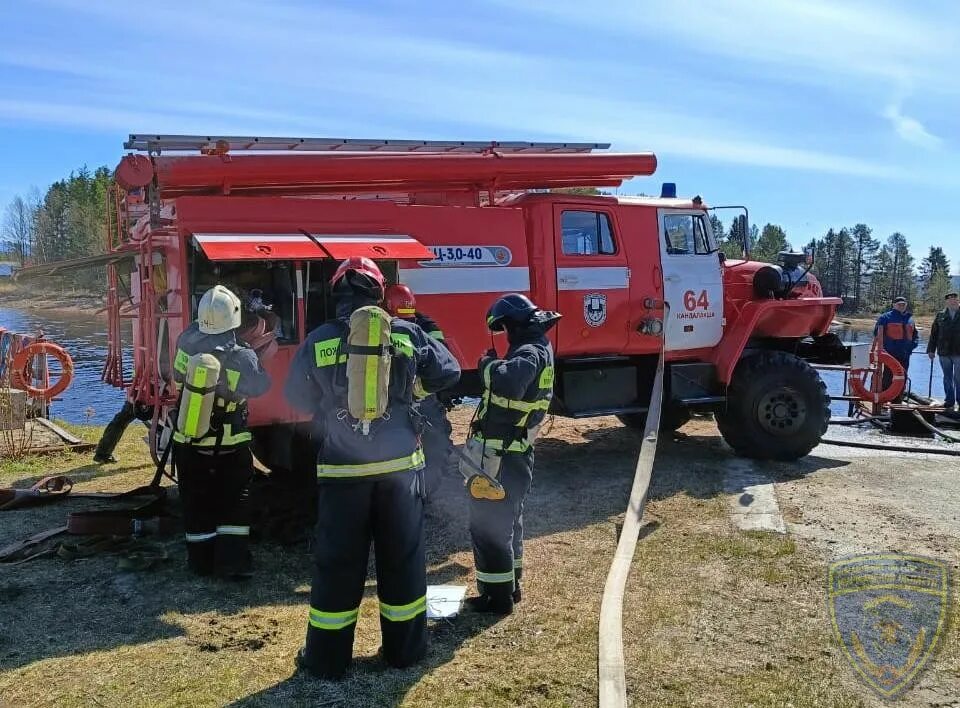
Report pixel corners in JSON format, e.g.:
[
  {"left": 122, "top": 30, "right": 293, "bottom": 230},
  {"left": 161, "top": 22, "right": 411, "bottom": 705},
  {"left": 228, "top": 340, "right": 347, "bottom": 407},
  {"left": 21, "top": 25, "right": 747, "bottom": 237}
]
[
  {"left": 384, "top": 284, "right": 417, "bottom": 319},
  {"left": 330, "top": 256, "right": 386, "bottom": 295}
]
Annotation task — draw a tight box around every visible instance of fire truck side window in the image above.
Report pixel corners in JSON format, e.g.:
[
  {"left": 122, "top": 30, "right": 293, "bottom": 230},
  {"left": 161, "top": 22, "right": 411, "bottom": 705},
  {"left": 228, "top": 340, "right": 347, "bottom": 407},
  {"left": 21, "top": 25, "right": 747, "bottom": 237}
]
[
  {"left": 663, "top": 214, "right": 712, "bottom": 255},
  {"left": 561, "top": 211, "right": 617, "bottom": 256}
]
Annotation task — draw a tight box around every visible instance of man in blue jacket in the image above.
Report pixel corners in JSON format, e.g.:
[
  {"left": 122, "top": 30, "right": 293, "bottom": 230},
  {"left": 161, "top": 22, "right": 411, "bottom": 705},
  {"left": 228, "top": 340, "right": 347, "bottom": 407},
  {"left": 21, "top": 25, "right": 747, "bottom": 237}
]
[{"left": 873, "top": 296, "right": 919, "bottom": 400}]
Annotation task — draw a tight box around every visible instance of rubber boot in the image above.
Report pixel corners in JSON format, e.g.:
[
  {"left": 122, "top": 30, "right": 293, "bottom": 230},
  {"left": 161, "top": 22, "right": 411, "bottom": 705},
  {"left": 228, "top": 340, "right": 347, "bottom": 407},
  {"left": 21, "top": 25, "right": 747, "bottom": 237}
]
[
  {"left": 295, "top": 647, "right": 347, "bottom": 682},
  {"left": 93, "top": 423, "right": 124, "bottom": 463},
  {"left": 465, "top": 593, "right": 514, "bottom": 615},
  {"left": 94, "top": 404, "right": 134, "bottom": 463}
]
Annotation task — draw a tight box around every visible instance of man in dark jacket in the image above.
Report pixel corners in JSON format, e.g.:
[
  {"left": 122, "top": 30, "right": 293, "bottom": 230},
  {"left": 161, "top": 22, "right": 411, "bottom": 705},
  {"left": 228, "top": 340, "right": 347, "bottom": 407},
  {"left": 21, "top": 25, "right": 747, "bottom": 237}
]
[
  {"left": 466, "top": 293, "right": 559, "bottom": 615},
  {"left": 172, "top": 285, "right": 272, "bottom": 578},
  {"left": 873, "top": 296, "right": 918, "bottom": 400},
  {"left": 927, "top": 292, "right": 960, "bottom": 412},
  {"left": 284, "top": 257, "right": 460, "bottom": 680}
]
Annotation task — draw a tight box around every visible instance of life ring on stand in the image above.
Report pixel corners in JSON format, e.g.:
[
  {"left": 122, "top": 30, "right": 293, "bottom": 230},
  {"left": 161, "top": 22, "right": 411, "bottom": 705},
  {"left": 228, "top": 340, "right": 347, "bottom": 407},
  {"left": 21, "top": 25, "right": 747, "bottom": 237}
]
[
  {"left": 11, "top": 342, "right": 75, "bottom": 400},
  {"left": 849, "top": 350, "right": 905, "bottom": 404}
]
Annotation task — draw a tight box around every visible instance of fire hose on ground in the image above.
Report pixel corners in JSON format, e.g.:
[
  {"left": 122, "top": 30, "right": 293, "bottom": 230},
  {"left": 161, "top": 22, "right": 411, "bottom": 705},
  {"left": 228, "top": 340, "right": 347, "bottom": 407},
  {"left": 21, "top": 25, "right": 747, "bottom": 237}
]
[
  {"left": 820, "top": 431, "right": 960, "bottom": 456},
  {"left": 597, "top": 310, "right": 666, "bottom": 708},
  {"left": 908, "top": 410, "right": 960, "bottom": 444}
]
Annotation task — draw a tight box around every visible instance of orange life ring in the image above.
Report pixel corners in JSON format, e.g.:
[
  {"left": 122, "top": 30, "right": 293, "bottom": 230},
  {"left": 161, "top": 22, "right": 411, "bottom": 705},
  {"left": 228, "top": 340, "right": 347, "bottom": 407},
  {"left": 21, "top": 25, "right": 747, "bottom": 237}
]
[
  {"left": 849, "top": 350, "right": 905, "bottom": 404},
  {"left": 11, "top": 342, "right": 75, "bottom": 400}
]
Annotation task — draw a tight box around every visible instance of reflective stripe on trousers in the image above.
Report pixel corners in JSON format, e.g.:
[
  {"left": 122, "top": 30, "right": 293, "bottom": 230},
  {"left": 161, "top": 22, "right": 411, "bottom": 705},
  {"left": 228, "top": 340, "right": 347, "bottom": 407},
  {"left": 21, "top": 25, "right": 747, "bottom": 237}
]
[
  {"left": 476, "top": 569, "right": 515, "bottom": 584},
  {"left": 216, "top": 525, "right": 249, "bottom": 536},
  {"left": 173, "top": 422, "right": 251, "bottom": 447},
  {"left": 317, "top": 448, "right": 425, "bottom": 479},
  {"left": 185, "top": 531, "right": 216, "bottom": 543},
  {"left": 309, "top": 606, "right": 360, "bottom": 631},
  {"left": 379, "top": 595, "right": 427, "bottom": 622}
]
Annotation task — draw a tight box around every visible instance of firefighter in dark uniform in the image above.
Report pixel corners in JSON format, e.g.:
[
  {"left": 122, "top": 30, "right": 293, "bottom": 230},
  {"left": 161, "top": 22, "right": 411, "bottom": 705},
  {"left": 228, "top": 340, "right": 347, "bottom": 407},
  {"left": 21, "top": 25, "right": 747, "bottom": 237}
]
[
  {"left": 466, "top": 293, "right": 559, "bottom": 615},
  {"left": 384, "top": 283, "right": 456, "bottom": 498},
  {"left": 171, "top": 285, "right": 271, "bottom": 578},
  {"left": 284, "top": 258, "right": 460, "bottom": 680}
]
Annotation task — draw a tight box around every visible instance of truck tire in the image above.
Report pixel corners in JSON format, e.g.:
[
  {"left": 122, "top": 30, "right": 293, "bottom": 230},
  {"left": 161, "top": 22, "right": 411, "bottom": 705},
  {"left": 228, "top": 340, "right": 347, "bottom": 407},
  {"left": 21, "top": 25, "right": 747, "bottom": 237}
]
[
  {"left": 617, "top": 406, "right": 691, "bottom": 433},
  {"left": 717, "top": 351, "right": 829, "bottom": 460}
]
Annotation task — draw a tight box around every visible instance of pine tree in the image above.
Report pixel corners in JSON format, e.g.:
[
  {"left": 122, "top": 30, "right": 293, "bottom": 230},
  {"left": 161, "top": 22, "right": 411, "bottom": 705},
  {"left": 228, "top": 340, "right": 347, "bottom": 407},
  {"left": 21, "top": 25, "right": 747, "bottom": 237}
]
[
  {"left": 926, "top": 268, "right": 953, "bottom": 312},
  {"left": 869, "top": 245, "right": 894, "bottom": 311},
  {"left": 754, "top": 223, "right": 789, "bottom": 264},
  {"left": 919, "top": 246, "right": 950, "bottom": 284},
  {"left": 849, "top": 223, "right": 879, "bottom": 312},
  {"left": 24, "top": 164, "right": 113, "bottom": 291},
  {"left": 709, "top": 214, "right": 724, "bottom": 244},
  {"left": 919, "top": 246, "right": 951, "bottom": 312},
  {"left": 886, "top": 233, "right": 915, "bottom": 303}
]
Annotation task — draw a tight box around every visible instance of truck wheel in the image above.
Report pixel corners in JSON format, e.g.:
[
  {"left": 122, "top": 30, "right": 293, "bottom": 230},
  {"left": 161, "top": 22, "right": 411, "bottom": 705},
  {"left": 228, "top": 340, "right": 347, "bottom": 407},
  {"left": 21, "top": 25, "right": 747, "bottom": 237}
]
[
  {"left": 617, "top": 406, "right": 691, "bottom": 433},
  {"left": 717, "top": 351, "right": 829, "bottom": 460}
]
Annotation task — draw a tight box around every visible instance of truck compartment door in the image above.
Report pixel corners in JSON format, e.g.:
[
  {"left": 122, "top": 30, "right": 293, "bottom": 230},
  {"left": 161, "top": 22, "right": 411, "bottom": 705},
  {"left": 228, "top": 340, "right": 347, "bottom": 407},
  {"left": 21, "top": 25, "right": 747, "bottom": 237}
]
[{"left": 552, "top": 206, "right": 631, "bottom": 356}]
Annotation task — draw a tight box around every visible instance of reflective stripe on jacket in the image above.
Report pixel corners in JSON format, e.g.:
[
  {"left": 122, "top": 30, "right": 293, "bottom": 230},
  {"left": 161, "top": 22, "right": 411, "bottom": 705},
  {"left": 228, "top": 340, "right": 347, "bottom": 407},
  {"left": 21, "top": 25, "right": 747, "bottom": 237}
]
[
  {"left": 283, "top": 296, "right": 460, "bottom": 480},
  {"left": 473, "top": 336, "right": 555, "bottom": 454},
  {"left": 171, "top": 322, "right": 271, "bottom": 448}
]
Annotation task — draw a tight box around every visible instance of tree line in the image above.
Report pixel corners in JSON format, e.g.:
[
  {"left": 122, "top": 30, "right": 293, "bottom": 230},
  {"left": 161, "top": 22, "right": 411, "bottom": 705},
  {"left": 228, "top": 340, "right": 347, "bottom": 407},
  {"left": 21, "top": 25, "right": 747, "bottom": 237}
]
[
  {"left": 1, "top": 166, "right": 111, "bottom": 290},
  {"left": 2, "top": 173, "right": 953, "bottom": 312},
  {"left": 712, "top": 217, "right": 951, "bottom": 315}
]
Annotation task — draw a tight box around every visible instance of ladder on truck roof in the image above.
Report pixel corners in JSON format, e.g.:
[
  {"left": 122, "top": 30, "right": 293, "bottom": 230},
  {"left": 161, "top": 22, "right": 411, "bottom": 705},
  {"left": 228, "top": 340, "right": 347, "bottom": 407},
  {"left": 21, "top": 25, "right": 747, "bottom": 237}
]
[{"left": 124, "top": 134, "right": 611, "bottom": 155}]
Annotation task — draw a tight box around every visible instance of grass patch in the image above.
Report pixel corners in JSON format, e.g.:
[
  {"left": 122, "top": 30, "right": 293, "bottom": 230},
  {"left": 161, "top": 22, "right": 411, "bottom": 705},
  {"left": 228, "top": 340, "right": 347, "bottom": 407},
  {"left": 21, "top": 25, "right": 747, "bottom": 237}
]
[
  {"left": 0, "top": 415, "right": 925, "bottom": 706},
  {"left": 0, "top": 421, "right": 116, "bottom": 484}
]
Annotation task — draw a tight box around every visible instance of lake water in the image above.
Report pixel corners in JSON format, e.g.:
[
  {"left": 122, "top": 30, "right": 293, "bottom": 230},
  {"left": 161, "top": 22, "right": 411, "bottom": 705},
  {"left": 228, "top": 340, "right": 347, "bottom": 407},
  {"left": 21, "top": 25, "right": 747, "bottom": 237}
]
[
  {"left": 0, "top": 306, "right": 129, "bottom": 424},
  {"left": 0, "top": 307, "right": 945, "bottom": 424}
]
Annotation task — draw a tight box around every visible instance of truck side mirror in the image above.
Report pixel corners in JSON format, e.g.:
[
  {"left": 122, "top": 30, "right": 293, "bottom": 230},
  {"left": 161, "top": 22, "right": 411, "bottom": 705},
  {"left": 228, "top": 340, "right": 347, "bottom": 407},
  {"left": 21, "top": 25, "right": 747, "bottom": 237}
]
[{"left": 718, "top": 252, "right": 726, "bottom": 264}]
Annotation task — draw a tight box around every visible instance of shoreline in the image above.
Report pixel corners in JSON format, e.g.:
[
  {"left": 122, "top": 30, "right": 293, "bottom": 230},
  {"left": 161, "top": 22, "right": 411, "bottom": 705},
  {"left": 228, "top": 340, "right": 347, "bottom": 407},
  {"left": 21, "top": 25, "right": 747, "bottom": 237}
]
[
  {"left": 836, "top": 314, "right": 935, "bottom": 329},
  {"left": 0, "top": 285, "right": 106, "bottom": 318}
]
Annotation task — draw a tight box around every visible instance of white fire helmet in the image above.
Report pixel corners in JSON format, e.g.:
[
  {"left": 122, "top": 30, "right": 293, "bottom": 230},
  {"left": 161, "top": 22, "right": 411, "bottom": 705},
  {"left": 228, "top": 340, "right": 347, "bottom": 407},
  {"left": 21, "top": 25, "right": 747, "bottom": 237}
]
[{"left": 197, "top": 285, "right": 242, "bottom": 334}]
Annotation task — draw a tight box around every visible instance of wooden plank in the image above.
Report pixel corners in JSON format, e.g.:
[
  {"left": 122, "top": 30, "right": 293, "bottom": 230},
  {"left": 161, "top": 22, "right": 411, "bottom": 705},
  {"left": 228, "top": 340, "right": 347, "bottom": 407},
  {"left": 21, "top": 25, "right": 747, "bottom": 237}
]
[
  {"left": 23, "top": 442, "right": 95, "bottom": 456},
  {"left": 33, "top": 417, "right": 83, "bottom": 444}
]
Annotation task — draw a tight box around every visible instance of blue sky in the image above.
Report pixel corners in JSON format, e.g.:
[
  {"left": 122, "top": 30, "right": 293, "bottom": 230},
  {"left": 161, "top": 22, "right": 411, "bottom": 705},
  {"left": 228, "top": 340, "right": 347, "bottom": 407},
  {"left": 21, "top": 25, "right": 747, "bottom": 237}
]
[{"left": 1, "top": 0, "right": 958, "bottom": 271}]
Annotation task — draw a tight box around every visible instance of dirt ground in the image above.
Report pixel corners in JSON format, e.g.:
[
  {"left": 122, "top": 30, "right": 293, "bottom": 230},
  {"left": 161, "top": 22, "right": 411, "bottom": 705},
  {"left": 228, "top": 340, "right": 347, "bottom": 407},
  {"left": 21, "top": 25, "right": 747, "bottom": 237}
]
[{"left": 0, "top": 411, "right": 957, "bottom": 707}]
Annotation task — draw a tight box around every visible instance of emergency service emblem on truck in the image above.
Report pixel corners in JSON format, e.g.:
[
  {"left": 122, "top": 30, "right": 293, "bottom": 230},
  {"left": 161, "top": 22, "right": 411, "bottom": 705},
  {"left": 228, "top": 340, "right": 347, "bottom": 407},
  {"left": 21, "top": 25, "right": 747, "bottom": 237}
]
[{"left": 583, "top": 293, "right": 607, "bottom": 327}]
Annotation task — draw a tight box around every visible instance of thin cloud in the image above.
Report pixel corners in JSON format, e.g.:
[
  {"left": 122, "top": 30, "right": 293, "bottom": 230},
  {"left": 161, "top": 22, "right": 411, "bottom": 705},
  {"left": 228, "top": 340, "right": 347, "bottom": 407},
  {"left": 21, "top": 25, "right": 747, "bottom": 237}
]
[
  {"left": 498, "top": 0, "right": 959, "bottom": 91},
  {"left": 0, "top": 0, "right": 948, "bottom": 184},
  {"left": 882, "top": 103, "right": 943, "bottom": 150}
]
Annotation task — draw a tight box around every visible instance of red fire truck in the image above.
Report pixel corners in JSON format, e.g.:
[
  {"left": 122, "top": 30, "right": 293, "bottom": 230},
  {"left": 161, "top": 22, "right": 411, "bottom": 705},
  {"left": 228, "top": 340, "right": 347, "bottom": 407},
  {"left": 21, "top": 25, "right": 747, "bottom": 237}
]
[{"left": 26, "top": 135, "right": 845, "bottom": 470}]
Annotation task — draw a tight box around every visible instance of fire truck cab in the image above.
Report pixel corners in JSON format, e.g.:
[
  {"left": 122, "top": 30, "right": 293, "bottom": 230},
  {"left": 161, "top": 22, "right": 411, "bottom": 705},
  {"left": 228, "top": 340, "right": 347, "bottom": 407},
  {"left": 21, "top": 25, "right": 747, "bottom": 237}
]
[{"left": 90, "top": 136, "right": 844, "bottom": 470}]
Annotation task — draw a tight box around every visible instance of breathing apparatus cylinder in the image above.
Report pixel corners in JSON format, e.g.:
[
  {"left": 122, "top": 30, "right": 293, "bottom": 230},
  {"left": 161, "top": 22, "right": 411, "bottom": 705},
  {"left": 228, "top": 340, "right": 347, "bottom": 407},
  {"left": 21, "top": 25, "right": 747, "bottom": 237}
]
[
  {"left": 176, "top": 352, "right": 221, "bottom": 439},
  {"left": 345, "top": 305, "right": 393, "bottom": 433}
]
